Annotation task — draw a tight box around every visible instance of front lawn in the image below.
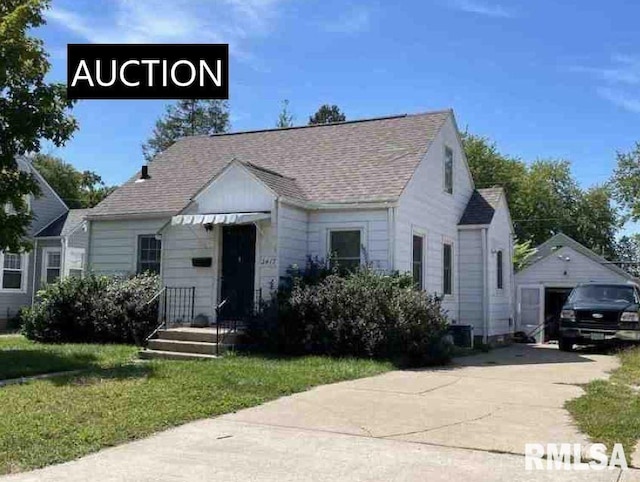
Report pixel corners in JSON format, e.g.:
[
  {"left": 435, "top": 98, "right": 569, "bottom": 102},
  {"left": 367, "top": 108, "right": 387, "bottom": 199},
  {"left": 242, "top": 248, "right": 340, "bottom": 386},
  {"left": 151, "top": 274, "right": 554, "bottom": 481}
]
[
  {"left": 566, "top": 346, "right": 640, "bottom": 462},
  {"left": 0, "top": 340, "right": 391, "bottom": 474},
  {"left": 0, "top": 335, "right": 137, "bottom": 380}
]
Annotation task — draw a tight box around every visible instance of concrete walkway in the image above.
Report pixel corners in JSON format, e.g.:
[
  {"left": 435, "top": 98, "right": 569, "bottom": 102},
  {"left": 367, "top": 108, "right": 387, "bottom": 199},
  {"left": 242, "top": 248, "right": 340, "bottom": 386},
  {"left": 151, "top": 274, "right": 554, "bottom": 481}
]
[{"left": 3, "top": 344, "right": 634, "bottom": 481}]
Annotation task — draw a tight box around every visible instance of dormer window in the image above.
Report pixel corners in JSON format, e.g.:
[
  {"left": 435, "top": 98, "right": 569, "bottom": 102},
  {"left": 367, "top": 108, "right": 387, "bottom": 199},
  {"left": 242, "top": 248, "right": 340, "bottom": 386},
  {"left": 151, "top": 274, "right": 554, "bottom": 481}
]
[{"left": 444, "top": 146, "right": 453, "bottom": 194}]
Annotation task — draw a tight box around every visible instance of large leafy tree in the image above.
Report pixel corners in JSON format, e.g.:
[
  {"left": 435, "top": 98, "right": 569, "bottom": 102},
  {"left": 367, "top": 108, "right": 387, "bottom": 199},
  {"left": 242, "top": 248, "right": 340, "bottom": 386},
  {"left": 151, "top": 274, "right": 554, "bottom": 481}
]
[
  {"left": 142, "top": 99, "right": 229, "bottom": 161},
  {"left": 308, "top": 104, "right": 346, "bottom": 125},
  {"left": 462, "top": 134, "right": 620, "bottom": 258},
  {"left": 32, "top": 154, "right": 115, "bottom": 208},
  {"left": 1, "top": 0, "right": 77, "bottom": 252},
  {"left": 612, "top": 142, "right": 640, "bottom": 222}
]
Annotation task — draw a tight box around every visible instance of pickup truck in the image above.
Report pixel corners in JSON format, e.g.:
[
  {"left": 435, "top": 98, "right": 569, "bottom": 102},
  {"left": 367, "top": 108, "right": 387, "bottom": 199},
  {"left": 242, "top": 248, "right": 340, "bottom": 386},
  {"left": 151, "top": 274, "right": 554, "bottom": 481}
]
[{"left": 559, "top": 283, "right": 640, "bottom": 352}]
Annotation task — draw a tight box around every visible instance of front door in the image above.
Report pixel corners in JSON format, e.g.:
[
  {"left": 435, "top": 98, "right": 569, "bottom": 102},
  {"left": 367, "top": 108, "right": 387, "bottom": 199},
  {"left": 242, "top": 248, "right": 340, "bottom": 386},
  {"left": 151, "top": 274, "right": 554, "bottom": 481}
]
[{"left": 219, "top": 224, "right": 256, "bottom": 320}]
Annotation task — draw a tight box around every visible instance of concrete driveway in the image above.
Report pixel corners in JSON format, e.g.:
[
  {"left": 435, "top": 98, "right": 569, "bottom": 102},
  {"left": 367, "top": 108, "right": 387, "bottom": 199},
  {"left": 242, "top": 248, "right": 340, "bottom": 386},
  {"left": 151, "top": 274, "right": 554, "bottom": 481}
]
[{"left": 4, "top": 344, "right": 635, "bottom": 482}]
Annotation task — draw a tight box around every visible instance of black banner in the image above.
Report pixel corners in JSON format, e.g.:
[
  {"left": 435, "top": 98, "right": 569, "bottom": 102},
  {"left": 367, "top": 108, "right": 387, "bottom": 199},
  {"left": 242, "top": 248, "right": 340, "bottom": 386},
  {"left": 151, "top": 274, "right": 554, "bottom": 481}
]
[{"left": 67, "top": 44, "right": 229, "bottom": 100}]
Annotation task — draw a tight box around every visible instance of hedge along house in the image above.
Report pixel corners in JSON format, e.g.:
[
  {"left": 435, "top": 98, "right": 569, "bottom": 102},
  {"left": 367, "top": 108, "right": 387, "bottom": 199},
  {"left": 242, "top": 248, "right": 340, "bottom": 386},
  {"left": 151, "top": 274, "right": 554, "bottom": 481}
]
[
  {"left": 86, "top": 110, "right": 515, "bottom": 344},
  {"left": 515, "top": 233, "right": 637, "bottom": 342},
  {"left": 1, "top": 159, "right": 89, "bottom": 329}
]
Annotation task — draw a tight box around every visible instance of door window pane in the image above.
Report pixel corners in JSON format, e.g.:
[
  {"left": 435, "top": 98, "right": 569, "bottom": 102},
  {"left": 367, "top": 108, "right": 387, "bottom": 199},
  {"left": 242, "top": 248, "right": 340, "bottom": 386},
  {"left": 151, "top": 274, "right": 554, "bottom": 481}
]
[{"left": 497, "top": 250, "right": 504, "bottom": 289}]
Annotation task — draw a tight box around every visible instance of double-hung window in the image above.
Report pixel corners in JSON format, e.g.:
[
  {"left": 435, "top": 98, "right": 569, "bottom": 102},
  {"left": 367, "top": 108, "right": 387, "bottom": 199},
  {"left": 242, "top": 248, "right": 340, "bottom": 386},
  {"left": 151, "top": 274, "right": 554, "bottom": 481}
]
[
  {"left": 43, "top": 249, "right": 62, "bottom": 284},
  {"left": 412, "top": 234, "right": 424, "bottom": 289},
  {"left": 137, "top": 235, "right": 162, "bottom": 274},
  {"left": 443, "top": 243, "right": 453, "bottom": 295},
  {"left": 444, "top": 146, "right": 454, "bottom": 194},
  {"left": 329, "top": 230, "right": 361, "bottom": 271},
  {"left": 1, "top": 252, "right": 26, "bottom": 291}
]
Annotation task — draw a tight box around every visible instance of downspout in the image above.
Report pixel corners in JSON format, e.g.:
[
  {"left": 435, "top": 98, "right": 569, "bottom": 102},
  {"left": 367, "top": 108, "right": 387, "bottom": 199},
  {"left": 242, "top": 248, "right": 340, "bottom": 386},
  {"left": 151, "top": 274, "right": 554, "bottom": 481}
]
[
  {"left": 30, "top": 238, "right": 38, "bottom": 306},
  {"left": 481, "top": 227, "right": 489, "bottom": 345}
]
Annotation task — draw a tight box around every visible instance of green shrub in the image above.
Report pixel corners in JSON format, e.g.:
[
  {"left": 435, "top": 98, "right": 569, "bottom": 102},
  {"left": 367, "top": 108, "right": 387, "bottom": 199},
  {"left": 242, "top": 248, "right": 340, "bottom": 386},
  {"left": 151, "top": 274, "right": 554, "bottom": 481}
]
[
  {"left": 21, "top": 273, "right": 161, "bottom": 345},
  {"left": 249, "top": 267, "right": 452, "bottom": 367}
]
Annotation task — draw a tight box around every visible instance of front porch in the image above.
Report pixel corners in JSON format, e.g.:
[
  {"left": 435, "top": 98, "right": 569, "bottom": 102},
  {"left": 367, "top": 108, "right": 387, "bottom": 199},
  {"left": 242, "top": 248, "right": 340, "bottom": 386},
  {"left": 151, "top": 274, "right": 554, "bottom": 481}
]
[{"left": 141, "top": 326, "right": 240, "bottom": 360}]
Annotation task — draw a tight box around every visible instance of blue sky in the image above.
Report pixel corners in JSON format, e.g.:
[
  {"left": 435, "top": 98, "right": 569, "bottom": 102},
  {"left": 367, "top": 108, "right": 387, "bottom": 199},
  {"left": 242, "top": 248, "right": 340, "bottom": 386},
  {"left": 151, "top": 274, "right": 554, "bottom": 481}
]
[{"left": 39, "top": 0, "right": 639, "bottom": 231}]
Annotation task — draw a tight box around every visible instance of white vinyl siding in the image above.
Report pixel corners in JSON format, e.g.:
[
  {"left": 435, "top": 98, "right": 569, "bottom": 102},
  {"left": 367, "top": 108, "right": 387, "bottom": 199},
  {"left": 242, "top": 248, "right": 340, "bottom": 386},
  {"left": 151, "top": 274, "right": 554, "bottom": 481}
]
[
  {"left": 89, "top": 218, "right": 168, "bottom": 275},
  {"left": 277, "top": 203, "right": 309, "bottom": 277},
  {"left": 308, "top": 209, "right": 388, "bottom": 271},
  {"left": 394, "top": 115, "right": 474, "bottom": 320}
]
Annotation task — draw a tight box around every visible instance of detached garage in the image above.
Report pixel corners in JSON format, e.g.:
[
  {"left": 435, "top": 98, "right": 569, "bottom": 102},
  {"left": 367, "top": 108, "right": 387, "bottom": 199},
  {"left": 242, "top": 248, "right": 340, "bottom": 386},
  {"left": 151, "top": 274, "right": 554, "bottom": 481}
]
[{"left": 515, "top": 233, "right": 637, "bottom": 342}]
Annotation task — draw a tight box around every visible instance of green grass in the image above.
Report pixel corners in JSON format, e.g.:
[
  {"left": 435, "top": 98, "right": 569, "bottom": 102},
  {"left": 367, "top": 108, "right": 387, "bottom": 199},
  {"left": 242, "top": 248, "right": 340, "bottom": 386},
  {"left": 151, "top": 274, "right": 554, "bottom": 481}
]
[
  {"left": 0, "top": 335, "right": 138, "bottom": 380},
  {"left": 566, "top": 347, "right": 640, "bottom": 461},
  {"left": 0, "top": 339, "right": 391, "bottom": 475}
]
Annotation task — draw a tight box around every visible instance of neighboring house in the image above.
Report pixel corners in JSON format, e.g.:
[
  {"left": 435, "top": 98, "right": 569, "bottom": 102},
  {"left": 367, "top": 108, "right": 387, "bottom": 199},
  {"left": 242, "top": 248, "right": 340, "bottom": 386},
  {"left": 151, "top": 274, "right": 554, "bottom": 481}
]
[
  {"left": 0, "top": 159, "right": 89, "bottom": 329},
  {"left": 515, "top": 233, "right": 637, "bottom": 342},
  {"left": 87, "top": 110, "right": 515, "bottom": 343}
]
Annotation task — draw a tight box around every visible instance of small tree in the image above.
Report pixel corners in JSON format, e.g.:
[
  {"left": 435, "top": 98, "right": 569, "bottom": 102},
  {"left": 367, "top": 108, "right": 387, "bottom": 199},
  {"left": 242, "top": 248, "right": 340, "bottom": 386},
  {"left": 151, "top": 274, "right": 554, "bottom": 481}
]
[
  {"left": 308, "top": 104, "right": 346, "bottom": 125},
  {"left": 0, "top": 0, "right": 77, "bottom": 252},
  {"left": 142, "top": 99, "right": 229, "bottom": 161},
  {"left": 276, "top": 99, "right": 294, "bottom": 128},
  {"left": 612, "top": 142, "right": 640, "bottom": 222}
]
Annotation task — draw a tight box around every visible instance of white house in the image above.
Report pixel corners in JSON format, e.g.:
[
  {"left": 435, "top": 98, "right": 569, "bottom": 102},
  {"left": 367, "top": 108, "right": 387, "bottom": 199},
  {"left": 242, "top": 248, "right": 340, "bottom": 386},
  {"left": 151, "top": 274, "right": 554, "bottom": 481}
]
[
  {"left": 87, "top": 110, "right": 515, "bottom": 344},
  {"left": 0, "top": 159, "right": 89, "bottom": 329},
  {"left": 515, "top": 233, "right": 637, "bottom": 342}
]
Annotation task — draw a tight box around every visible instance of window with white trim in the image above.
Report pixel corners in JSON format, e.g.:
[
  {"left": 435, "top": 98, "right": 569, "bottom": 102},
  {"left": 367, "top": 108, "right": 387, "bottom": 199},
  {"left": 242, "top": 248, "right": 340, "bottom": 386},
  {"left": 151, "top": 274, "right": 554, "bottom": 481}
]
[
  {"left": 444, "top": 146, "right": 454, "bottom": 194},
  {"left": 43, "top": 249, "right": 62, "bottom": 284},
  {"left": 496, "top": 250, "right": 504, "bottom": 289},
  {"left": 1, "top": 252, "right": 26, "bottom": 291},
  {"left": 412, "top": 234, "right": 424, "bottom": 289},
  {"left": 329, "top": 230, "right": 361, "bottom": 271},
  {"left": 443, "top": 242, "right": 453, "bottom": 295},
  {"left": 137, "top": 235, "right": 162, "bottom": 274}
]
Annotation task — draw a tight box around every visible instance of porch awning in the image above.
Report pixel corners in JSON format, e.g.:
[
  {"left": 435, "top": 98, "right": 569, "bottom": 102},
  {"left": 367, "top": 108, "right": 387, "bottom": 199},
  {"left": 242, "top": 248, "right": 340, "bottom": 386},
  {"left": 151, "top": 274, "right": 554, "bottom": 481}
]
[{"left": 171, "top": 212, "right": 271, "bottom": 226}]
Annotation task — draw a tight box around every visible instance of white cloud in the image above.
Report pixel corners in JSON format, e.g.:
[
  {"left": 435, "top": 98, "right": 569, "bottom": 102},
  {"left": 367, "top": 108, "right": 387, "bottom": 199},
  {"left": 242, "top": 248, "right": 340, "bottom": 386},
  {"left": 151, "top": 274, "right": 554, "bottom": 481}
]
[
  {"left": 322, "top": 5, "right": 372, "bottom": 34},
  {"left": 446, "top": 0, "right": 515, "bottom": 18},
  {"left": 573, "top": 54, "right": 640, "bottom": 113},
  {"left": 598, "top": 87, "right": 640, "bottom": 114},
  {"left": 47, "top": 0, "right": 286, "bottom": 60}
]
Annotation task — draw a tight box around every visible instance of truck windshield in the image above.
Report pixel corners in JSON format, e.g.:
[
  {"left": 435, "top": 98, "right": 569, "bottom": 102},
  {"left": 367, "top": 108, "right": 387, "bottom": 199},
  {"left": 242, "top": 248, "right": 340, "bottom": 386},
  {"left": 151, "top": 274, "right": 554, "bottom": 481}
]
[{"left": 569, "top": 285, "right": 637, "bottom": 304}]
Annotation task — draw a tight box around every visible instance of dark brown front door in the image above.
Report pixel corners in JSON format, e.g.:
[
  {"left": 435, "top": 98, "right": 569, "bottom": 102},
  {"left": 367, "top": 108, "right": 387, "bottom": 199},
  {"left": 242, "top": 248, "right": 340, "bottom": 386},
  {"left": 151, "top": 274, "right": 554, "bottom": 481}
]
[{"left": 219, "top": 224, "right": 256, "bottom": 320}]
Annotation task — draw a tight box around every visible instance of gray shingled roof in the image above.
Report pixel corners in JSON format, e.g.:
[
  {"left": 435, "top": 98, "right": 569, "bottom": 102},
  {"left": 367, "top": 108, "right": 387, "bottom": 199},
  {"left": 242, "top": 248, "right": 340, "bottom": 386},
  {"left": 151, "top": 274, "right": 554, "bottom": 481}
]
[
  {"left": 36, "top": 209, "right": 90, "bottom": 237},
  {"left": 458, "top": 188, "right": 503, "bottom": 225},
  {"left": 91, "top": 111, "right": 451, "bottom": 218}
]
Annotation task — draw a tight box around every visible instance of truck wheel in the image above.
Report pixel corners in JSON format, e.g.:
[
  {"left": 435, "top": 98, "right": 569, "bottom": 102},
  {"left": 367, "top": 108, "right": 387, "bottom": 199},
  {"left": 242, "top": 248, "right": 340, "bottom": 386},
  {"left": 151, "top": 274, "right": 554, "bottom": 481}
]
[{"left": 558, "top": 337, "right": 574, "bottom": 352}]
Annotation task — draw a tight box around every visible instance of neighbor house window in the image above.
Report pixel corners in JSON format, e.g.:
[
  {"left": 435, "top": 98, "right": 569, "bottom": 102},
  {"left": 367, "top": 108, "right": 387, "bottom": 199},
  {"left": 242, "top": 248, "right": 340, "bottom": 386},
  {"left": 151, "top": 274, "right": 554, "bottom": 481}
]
[
  {"left": 443, "top": 243, "right": 453, "bottom": 295},
  {"left": 497, "top": 250, "right": 504, "bottom": 289},
  {"left": 137, "top": 235, "right": 162, "bottom": 274},
  {"left": 1, "top": 252, "right": 25, "bottom": 291},
  {"left": 412, "top": 234, "right": 424, "bottom": 289},
  {"left": 329, "top": 230, "right": 361, "bottom": 271},
  {"left": 444, "top": 146, "right": 453, "bottom": 194},
  {"left": 43, "top": 249, "right": 62, "bottom": 284}
]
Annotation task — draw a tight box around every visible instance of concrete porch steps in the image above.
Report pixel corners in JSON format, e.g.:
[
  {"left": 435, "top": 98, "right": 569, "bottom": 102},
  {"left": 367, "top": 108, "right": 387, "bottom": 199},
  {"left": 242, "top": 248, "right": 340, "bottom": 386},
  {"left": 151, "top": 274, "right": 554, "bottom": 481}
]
[
  {"left": 139, "top": 326, "right": 242, "bottom": 360},
  {"left": 139, "top": 350, "right": 220, "bottom": 361}
]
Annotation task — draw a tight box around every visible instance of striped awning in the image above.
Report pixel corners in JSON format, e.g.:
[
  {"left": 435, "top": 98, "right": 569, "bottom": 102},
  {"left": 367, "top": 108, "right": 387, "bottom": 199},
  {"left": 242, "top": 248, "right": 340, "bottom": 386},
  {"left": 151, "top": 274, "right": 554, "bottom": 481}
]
[{"left": 171, "top": 212, "right": 270, "bottom": 226}]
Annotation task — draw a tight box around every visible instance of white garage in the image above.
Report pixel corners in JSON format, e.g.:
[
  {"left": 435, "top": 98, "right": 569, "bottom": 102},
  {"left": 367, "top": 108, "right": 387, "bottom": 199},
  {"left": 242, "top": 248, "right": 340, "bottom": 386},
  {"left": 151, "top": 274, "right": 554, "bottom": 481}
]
[{"left": 515, "top": 233, "right": 637, "bottom": 342}]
